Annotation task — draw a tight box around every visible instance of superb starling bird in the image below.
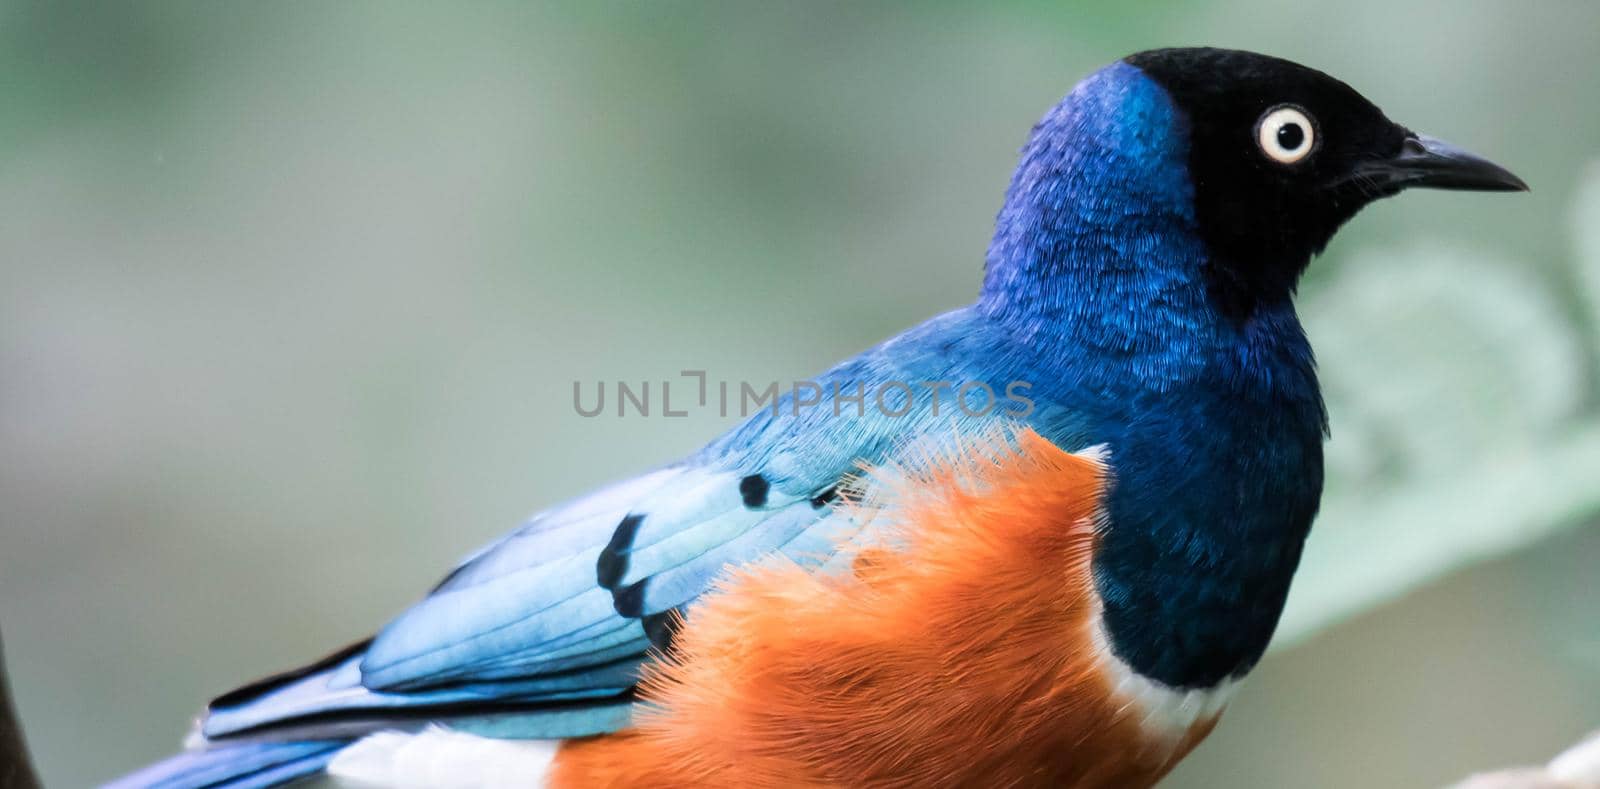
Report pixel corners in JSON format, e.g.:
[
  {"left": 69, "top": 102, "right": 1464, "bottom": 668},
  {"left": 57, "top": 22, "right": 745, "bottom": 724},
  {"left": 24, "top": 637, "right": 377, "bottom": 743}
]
[{"left": 113, "top": 48, "right": 1526, "bottom": 788}]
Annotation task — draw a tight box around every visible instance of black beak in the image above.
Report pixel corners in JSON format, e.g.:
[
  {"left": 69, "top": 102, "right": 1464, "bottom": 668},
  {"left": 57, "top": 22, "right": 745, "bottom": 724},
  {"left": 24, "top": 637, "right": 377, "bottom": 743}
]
[{"left": 1352, "top": 134, "right": 1528, "bottom": 192}]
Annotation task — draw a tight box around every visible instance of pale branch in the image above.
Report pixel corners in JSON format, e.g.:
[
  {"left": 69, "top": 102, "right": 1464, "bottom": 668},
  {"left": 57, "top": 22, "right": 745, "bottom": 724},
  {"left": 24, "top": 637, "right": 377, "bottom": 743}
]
[{"left": 1451, "top": 730, "right": 1600, "bottom": 789}]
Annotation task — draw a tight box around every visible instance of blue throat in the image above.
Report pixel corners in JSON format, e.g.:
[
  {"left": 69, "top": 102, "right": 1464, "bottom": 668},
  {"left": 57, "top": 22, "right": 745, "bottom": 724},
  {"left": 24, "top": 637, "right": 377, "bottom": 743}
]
[{"left": 980, "top": 62, "right": 1328, "bottom": 688}]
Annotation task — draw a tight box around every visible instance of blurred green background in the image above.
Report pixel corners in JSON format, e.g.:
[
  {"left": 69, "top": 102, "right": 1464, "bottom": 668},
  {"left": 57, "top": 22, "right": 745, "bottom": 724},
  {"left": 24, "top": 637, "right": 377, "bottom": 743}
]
[{"left": 2, "top": 2, "right": 1597, "bottom": 787}]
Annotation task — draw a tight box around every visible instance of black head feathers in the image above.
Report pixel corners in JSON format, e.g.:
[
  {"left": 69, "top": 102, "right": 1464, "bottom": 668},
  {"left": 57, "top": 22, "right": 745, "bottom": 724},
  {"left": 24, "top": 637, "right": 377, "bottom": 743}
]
[{"left": 1126, "top": 47, "right": 1525, "bottom": 319}]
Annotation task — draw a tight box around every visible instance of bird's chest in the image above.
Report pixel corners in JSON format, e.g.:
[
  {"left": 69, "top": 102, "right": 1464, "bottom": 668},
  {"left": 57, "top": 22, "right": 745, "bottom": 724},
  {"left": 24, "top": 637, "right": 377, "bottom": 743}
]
[{"left": 1039, "top": 388, "right": 1326, "bottom": 692}]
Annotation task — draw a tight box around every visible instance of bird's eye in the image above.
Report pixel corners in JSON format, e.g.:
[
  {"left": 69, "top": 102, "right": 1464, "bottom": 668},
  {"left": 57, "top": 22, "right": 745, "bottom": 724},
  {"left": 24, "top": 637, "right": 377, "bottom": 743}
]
[{"left": 1255, "top": 106, "right": 1316, "bottom": 165}]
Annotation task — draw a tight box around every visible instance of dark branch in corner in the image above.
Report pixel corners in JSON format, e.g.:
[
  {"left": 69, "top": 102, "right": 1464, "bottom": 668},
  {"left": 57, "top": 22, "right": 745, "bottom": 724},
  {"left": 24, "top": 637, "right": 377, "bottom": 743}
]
[{"left": 0, "top": 630, "right": 41, "bottom": 789}]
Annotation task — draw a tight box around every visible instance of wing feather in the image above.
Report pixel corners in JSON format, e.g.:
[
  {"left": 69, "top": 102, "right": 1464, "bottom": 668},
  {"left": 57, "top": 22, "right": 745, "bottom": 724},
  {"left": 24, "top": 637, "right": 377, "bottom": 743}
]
[{"left": 202, "top": 456, "right": 855, "bottom": 743}]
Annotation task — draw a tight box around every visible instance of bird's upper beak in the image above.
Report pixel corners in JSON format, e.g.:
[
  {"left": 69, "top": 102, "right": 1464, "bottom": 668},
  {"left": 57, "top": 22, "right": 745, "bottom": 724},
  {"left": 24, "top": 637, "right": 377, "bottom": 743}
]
[{"left": 1351, "top": 133, "right": 1528, "bottom": 192}]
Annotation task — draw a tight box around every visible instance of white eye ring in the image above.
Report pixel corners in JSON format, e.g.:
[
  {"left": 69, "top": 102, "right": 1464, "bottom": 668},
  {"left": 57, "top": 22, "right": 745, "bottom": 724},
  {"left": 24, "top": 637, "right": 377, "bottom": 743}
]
[{"left": 1256, "top": 105, "right": 1316, "bottom": 165}]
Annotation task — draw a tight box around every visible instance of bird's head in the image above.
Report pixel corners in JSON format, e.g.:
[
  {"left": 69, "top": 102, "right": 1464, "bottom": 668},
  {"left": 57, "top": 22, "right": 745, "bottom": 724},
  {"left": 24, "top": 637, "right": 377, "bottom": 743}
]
[{"left": 984, "top": 47, "right": 1526, "bottom": 322}]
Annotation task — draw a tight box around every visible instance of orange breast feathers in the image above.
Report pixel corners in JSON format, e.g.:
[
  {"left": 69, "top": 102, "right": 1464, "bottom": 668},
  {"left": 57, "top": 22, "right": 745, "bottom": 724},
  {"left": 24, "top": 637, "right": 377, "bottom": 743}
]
[{"left": 549, "top": 429, "right": 1220, "bottom": 788}]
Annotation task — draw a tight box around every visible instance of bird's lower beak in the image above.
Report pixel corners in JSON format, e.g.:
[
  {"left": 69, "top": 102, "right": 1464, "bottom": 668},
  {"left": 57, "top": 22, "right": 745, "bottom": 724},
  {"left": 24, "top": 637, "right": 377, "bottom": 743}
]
[{"left": 1353, "top": 134, "right": 1528, "bottom": 192}]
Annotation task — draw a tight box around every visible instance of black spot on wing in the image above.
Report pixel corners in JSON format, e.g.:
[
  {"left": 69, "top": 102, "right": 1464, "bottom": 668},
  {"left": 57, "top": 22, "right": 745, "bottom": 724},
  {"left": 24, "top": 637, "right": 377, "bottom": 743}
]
[
  {"left": 597, "top": 514, "right": 644, "bottom": 590},
  {"left": 810, "top": 485, "right": 839, "bottom": 509},
  {"left": 612, "top": 578, "right": 648, "bottom": 618},
  {"left": 739, "top": 474, "right": 769, "bottom": 508},
  {"left": 642, "top": 608, "right": 684, "bottom": 655}
]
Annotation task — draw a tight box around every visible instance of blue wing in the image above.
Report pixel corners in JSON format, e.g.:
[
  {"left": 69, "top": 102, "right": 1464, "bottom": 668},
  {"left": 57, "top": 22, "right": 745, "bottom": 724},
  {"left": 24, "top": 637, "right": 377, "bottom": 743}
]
[
  {"left": 199, "top": 426, "right": 868, "bottom": 743},
  {"left": 194, "top": 307, "right": 1023, "bottom": 746}
]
